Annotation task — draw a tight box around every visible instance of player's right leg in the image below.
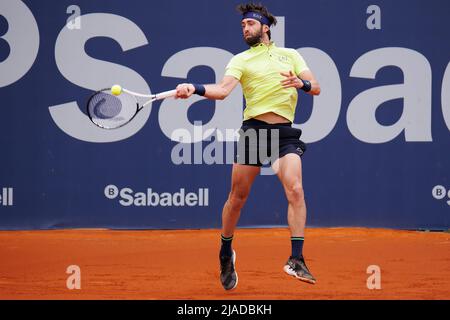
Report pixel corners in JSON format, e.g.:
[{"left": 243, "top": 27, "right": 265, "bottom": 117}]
[
  {"left": 222, "top": 163, "right": 260, "bottom": 237},
  {"left": 219, "top": 163, "right": 260, "bottom": 290}
]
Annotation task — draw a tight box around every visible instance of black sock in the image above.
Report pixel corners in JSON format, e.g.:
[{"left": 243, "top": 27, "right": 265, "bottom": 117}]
[
  {"left": 291, "top": 237, "right": 304, "bottom": 258},
  {"left": 220, "top": 234, "right": 233, "bottom": 257}
]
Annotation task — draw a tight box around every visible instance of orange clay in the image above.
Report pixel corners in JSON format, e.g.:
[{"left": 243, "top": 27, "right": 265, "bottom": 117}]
[{"left": 0, "top": 228, "right": 449, "bottom": 300}]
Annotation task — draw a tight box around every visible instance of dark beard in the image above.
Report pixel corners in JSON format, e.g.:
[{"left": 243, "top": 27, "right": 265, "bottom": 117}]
[
  {"left": 244, "top": 34, "right": 262, "bottom": 46},
  {"left": 244, "top": 27, "right": 263, "bottom": 46}
]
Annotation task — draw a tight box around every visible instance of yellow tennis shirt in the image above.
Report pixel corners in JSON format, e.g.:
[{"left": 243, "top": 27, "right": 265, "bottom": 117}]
[{"left": 225, "top": 42, "right": 309, "bottom": 122}]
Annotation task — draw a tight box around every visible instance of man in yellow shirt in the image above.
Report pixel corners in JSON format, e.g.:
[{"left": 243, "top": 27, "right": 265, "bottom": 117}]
[{"left": 176, "top": 2, "right": 321, "bottom": 290}]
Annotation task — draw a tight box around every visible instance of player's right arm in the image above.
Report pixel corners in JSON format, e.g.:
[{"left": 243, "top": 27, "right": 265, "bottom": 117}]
[
  {"left": 176, "top": 54, "right": 243, "bottom": 100},
  {"left": 175, "top": 75, "right": 239, "bottom": 100}
]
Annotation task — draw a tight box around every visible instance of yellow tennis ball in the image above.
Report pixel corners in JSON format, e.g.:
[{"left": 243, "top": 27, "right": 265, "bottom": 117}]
[{"left": 111, "top": 85, "right": 122, "bottom": 96}]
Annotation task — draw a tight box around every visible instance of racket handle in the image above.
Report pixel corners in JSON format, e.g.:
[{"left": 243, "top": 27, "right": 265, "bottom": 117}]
[
  {"left": 154, "top": 89, "right": 177, "bottom": 100},
  {"left": 121, "top": 88, "right": 177, "bottom": 99}
]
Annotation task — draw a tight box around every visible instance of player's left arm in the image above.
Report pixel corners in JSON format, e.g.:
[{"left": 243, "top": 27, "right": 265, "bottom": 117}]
[
  {"left": 280, "top": 70, "right": 321, "bottom": 96},
  {"left": 298, "top": 69, "right": 321, "bottom": 95}
]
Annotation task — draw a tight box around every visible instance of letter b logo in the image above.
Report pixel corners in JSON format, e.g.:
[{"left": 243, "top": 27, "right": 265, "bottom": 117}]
[{"left": 432, "top": 185, "right": 446, "bottom": 200}]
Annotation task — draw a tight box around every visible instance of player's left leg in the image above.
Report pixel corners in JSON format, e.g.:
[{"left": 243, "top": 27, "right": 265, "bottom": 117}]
[
  {"left": 272, "top": 153, "right": 316, "bottom": 284},
  {"left": 272, "top": 153, "right": 306, "bottom": 238}
]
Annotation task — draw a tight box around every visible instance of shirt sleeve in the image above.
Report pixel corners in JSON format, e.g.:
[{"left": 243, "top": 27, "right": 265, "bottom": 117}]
[
  {"left": 292, "top": 50, "right": 309, "bottom": 75},
  {"left": 225, "top": 55, "right": 244, "bottom": 80}
]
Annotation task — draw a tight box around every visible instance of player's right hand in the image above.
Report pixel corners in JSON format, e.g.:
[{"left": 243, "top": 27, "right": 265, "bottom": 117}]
[{"left": 175, "top": 83, "right": 195, "bottom": 99}]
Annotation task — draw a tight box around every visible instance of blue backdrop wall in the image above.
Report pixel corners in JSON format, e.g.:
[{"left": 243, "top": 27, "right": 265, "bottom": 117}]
[{"left": 0, "top": 0, "right": 449, "bottom": 230}]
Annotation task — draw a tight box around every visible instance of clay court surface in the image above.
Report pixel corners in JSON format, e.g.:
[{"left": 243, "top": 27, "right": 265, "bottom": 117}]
[{"left": 0, "top": 228, "right": 449, "bottom": 300}]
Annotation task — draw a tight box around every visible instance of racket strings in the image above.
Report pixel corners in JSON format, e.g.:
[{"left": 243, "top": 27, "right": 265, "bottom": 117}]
[
  {"left": 87, "top": 90, "right": 138, "bottom": 129},
  {"left": 89, "top": 92, "right": 122, "bottom": 119}
]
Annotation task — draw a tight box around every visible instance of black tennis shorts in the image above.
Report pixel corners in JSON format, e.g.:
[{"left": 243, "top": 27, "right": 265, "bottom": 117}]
[{"left": 234, "top": 118, "right": 307, "bottom": 167}]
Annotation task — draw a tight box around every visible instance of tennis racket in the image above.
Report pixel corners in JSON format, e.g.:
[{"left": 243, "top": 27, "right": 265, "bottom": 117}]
[{"left": 86, "top": 85, "right": 176, "bottom": 129}]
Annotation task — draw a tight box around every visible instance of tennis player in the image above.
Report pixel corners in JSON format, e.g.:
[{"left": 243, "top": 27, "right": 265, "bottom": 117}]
[{"left": 175, "top": 2, "right": 321, "bottom": 290}]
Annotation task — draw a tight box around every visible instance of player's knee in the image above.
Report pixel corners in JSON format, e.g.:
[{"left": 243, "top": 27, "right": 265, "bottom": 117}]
[
  {"left": 285, "top": 183, "right": 305, "bottom": 205},
  {"left": 227, "top": 189, "right": 249, "bottom": 210}
]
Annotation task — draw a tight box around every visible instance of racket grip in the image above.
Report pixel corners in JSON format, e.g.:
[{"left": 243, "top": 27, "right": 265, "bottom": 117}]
[{"left": 154, "top": 89, "right": 177, "bottom": 100}]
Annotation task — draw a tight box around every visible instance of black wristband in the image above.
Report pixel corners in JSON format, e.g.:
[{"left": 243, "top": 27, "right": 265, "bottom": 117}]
[
  {"left": 300, "top": 79, "right": 312, "bottom": 92},
  {"left": 192, "top": 83, "right": 206, "bottom": 96}
]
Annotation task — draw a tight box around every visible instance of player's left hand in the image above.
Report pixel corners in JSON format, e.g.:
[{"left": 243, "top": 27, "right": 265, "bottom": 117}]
[{"left": 280, "top": 70, "right": 303, "bottom": 89}]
